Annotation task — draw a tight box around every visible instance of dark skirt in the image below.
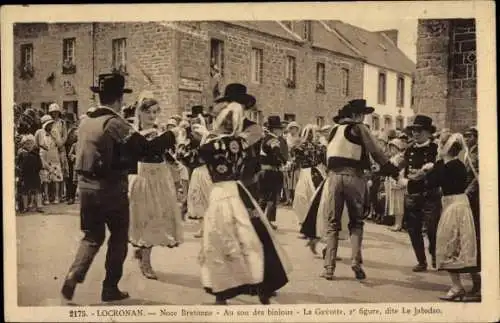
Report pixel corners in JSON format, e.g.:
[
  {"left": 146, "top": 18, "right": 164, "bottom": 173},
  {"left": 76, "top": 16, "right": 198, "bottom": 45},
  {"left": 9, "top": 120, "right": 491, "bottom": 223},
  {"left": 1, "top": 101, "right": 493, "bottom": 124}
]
[
  {"left": 300, "top": 180, "right": 326, "bottom": 239},
  {"left": 203, "top": 183, "right": 288, "bottom": 299}
]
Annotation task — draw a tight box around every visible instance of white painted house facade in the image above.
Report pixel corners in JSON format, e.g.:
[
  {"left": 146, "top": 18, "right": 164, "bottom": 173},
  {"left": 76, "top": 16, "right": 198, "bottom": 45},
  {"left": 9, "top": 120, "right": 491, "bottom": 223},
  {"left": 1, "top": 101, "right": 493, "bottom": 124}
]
[{"left": 325, "top": 21, "right": 416, "bottom": 131}]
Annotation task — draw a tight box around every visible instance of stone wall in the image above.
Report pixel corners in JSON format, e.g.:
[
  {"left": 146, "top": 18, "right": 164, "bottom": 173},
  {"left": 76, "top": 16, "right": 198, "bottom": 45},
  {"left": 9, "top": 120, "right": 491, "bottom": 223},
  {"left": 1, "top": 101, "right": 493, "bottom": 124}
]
[
  {"left": 413, "top": 19, "right": 476, "bottom": 131},
  {"left": 13, "top": 21, "right": 365, "bottom": 125}
]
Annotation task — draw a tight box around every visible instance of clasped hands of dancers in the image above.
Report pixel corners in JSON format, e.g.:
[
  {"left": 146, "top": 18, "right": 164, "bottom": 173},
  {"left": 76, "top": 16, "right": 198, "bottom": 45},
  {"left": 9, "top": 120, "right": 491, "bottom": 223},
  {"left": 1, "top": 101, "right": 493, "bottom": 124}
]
[{"left": 60, "top": 74, "right": 479, "bottom": 304}]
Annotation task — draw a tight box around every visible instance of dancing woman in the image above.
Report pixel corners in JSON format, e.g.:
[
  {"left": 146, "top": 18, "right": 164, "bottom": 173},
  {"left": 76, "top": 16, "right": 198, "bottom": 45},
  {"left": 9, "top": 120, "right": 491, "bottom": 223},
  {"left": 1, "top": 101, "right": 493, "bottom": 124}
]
[
  {"left": 128, "top": 92, "right": 184, "bottom": 280},
  {"left": 292, "top": 124, "right": 327, "bottom": 227},
  {"left": 400, "top": 132, "right": 478, "bottom": 301},
  {"left": 198, "top": 101, "right": 291, "bottom": 305}
]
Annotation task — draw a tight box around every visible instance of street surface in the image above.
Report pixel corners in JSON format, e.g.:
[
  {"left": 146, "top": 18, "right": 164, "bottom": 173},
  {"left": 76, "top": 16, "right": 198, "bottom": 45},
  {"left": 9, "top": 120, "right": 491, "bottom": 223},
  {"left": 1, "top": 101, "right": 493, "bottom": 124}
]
[{"left": 15, "top": 203, "right": 470, "bottom": 306}]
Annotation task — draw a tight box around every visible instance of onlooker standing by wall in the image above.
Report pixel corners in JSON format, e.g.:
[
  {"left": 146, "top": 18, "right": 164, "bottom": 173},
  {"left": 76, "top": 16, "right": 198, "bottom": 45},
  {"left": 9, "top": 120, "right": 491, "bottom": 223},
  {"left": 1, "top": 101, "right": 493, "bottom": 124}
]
[
  {"left": 16, "top": 135, "right": 44, "bottom": 213},
  {"left": 48, "top": 103, "right": 69, "bottom": 201}
]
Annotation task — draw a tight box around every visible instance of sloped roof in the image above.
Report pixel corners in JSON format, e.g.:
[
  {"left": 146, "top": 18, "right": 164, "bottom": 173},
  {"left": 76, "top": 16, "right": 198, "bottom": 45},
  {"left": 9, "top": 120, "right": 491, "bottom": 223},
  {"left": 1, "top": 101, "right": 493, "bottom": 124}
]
[
  {"left": 229, "top": 21, "right": 301, "bottom": 42},
  {"left": 310, "top": 21, "right": 361, "bottom": 59},
  {"left": 325, "top": 20, "right": 416, "bottom": 75},
  {"left": 228, "top": 21, "right": 363, "bottom": 60}
]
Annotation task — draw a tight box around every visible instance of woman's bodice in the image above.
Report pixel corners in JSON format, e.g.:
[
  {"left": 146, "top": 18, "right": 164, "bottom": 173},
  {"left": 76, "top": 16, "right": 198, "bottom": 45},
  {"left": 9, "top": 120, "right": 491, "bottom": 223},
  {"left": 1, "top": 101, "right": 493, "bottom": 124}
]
[
  {"left": 199, "top": 135, "right": 248, "bottom": 183},
  {"left": 293, "top": 141, "right": 326, "bottom": 168}
]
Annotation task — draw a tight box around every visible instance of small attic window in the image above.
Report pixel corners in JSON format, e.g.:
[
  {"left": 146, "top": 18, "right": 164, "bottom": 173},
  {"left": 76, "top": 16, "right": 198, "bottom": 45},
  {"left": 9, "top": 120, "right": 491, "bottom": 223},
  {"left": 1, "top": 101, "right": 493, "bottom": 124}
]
[
  {"left": 356, "top": 33, "right": 367, "bottom": 44},
  {"left": 378, "top": 43, "right": 388, "bottom": 51}
]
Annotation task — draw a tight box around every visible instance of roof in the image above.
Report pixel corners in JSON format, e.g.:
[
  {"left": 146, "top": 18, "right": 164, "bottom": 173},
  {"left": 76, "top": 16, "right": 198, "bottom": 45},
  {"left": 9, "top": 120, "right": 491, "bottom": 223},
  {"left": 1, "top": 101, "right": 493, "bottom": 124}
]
[
  {"left": 310, "top": 21, "right": 361, "bottom": 59},
  {"left": 229, "top": 21, "right": 301, "bottom": 42},
  {"left": 228, "top": 21, "right": 363, "bottom": 60},
  {"left": 325, "top": 20, "right": 416, "bottom": 75}
]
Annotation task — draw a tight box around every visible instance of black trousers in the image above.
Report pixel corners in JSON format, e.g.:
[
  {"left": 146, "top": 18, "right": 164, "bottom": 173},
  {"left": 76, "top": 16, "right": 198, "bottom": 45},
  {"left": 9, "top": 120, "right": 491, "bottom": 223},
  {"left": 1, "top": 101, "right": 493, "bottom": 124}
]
[
  {"left": 405, "top": 192, "right": 442, "bottom": 266},
  {"left": 65, "top": 187, "right": 129, "bottom": 288},
  {"left": 258, "top": 170, "right": 284, "bottom": 222},
  {"left": 65, "top": 163, "right": 77, "bottom": 201}
]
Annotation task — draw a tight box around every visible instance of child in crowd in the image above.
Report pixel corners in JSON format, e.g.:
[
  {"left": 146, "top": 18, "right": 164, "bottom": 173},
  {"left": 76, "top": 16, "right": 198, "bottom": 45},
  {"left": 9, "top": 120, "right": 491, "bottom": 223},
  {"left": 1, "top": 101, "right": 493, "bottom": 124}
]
[
  {"left": 386, "top": 138, "right": 407, "bottom": 231},
  {"left": 16, "top": 135, "right": 43, "bottom": 213}
]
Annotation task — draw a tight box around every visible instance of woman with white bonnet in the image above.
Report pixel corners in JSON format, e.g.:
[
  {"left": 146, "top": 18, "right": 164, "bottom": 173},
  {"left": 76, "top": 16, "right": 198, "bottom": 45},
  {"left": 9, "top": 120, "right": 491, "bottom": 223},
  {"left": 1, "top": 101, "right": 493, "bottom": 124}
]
[
  {"left": 292, "top": 124, "right": 327, "bottom": 228},
  {"left": 198, "top": 99, "right": 291, "bottom": 305},
  {"left": 399, "top": 132, "right": 477, "bottom": 301},
  {"left": 128, "top": 90, "right": 183, "bottom": 280},
  {"left": 48, "top": 103, "right": 70, "bottom": 201}
]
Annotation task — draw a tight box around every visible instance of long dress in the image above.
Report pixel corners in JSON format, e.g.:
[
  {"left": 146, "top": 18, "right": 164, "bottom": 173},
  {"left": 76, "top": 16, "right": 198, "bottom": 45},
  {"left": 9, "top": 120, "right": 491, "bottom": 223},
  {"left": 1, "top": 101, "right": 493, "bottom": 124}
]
[
  {"left": 199, "top": 134, "right": 291, "bottom": 299},
  {"left": 292, "top": 141, "right": 326, "bottom": 224},
  {"left": 407, "top": 159, "right": 477, "bottom": 272},
  {"left": 128, "top": 128, "right": 184, "bottom": 247}
]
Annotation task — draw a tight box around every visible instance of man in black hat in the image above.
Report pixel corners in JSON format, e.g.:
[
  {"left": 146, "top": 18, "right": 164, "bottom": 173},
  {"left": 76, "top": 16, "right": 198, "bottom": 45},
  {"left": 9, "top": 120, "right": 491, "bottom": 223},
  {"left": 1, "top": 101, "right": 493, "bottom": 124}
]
[
  {"left": 61, "top": 73, "right": 174, "bottom": 302},
  {"left": 310, "top": 99, "right": 399, "bottom": 280},
  {"left": 401, "top": 115, "right": 441, "bottom": 272},
  {"left": 214, "top": 83, "right": 263, "bottom": 199},
  {"left": 258, "top": 115, "right": 288, "bottom": 230}
]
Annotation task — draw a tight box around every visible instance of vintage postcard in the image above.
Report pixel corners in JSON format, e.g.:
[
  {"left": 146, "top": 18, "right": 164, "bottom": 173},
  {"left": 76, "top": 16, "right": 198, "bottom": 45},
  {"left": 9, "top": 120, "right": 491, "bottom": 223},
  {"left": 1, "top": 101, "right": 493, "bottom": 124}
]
[{"left": 2, "top": 2, "right": 498, "bottom": 322}]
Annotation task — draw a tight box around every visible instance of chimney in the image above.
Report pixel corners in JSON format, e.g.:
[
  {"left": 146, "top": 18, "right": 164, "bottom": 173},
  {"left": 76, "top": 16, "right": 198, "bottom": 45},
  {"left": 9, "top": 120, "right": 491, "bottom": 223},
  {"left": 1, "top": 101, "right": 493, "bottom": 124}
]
[{"left": 378, "top": 29, "right": 398, "bottom": 46}]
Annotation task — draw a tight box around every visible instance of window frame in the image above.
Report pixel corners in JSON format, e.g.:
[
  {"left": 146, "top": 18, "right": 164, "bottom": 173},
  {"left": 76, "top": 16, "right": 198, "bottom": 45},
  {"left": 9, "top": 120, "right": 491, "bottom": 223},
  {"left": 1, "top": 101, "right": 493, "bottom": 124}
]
[
  {"left": 210, "top": 38, "right": 225, "bottom": 77},
  {"left": 303, "top": 21, "right": 311, "bottom": 40},
  {"left": 384, "top": 115, "right": 393, "bottom": 130},
  {"left": 112, "top": 38, "right": 127, "bottom": 73},
  {"left": 341, "top": 67, "right": 350, "bottom": 97},
  {"left": 250, "top": 47, "right": 263, "bottom": 84},
  {"left": 377, "top": 71, "right": 387, "bottom": 105},
  {"left": 316, "top": 62, "right": 325, "bottom": 91},
  {"left": 285, "top": 55, "right": 297, "bottom": 88},
  {"left": 21, "top": 43, "right": 33, "bottom": 68},
  {"left": 396, "top": 116, "right": 404, "bottom": 130},
  {"left": 396, "top": 75, "right": 405, "bottom": 107}
]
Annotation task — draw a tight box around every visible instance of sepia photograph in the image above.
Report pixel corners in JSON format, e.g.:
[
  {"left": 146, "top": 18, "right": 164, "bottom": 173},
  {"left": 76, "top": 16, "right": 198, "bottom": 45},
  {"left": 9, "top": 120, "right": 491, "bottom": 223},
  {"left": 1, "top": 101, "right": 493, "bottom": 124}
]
[{"left": 2, "top": 2, "right": 498, "bottom": 322}]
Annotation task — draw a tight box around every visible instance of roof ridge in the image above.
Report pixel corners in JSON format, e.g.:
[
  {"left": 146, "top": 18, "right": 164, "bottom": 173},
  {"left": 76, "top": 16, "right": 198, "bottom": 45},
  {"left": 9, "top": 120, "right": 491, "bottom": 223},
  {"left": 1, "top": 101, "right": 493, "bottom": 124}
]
[
  {"left": 275, "top": 21, "right": 304, "bottom": 42},
  {"left": 319, "top": 20, "right": 364, "bottom": 58}
]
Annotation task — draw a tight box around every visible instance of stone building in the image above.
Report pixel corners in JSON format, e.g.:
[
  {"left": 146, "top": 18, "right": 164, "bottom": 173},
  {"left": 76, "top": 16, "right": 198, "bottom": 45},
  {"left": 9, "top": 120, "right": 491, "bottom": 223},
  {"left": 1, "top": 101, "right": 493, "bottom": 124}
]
[
  {"left": 413, "top": 19, "right": 477, "bottom": 131},
  {"left": 13, "top": 21, "right": 413, "bottom": 127}
]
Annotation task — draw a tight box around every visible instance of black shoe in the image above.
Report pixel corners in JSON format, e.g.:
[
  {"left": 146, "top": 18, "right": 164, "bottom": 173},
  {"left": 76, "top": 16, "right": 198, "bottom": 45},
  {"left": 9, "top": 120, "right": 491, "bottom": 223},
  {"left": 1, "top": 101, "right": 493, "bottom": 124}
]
[
  {"left": 412, "top": 264, "right": 428, "bottom": 272},
  {"left": 258, "top": 295, "right": 271, "bottom": 305},
  {"left": 320, "top": 270, "right": 334, "bottom": 280},
  {"left": 61, "top": 278, "right": 78, "bottom": 301},
  {"left": 101, "top": 288, "right": 130, "bottom": 302},
  {"left": 352, "top": 265, "right": 366, "bottom": 280}
]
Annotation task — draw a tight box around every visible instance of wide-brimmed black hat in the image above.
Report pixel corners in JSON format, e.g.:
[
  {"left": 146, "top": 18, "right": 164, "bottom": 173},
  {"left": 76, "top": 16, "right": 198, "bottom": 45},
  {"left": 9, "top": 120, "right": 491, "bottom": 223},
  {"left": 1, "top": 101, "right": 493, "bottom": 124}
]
[
  {"left": 90, "top": 73, "right": 132, "bottom": 94},
  {"left": 333, "top": 108, "right": 350, "bottom": 123},
  {"left": 214, "top": 83, "right": 256, "bottom": 109},
  {"left": 187, "top": 105, "right": 208, "bottom": 118},
  {"left": 464, "top": 126, "right": 478, "bottom": 137},
  {"left": 406, "top": 115, "right": 436, "bottom": 133},
  {"left": 339, "top": 99, "right": 374, "bottom": 116},
  {"left": 267, "top": 115, "right": 284, "bottom": 129}
]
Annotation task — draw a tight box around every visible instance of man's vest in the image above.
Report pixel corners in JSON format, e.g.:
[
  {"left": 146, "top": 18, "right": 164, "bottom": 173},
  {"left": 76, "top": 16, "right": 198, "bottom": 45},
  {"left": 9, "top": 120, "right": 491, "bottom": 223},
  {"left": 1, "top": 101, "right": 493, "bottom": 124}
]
[
  {"left": 75, "top": 114, "right": 118, "bottom": 180},
  {"left": 326, "top": 124, "right": 370, "bottom": 170}
]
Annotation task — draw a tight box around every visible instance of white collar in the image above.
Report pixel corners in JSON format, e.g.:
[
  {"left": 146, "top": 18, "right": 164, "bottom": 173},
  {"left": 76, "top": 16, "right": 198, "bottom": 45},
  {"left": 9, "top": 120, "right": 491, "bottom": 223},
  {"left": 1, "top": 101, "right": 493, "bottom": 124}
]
[{"left": 414, "top": 140, "right": 431, "bottom": 148}]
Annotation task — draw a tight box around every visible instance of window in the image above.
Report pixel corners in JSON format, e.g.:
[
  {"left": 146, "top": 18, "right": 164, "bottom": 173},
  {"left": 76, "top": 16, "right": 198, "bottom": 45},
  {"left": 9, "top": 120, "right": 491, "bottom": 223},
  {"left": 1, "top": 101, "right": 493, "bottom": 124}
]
[
  {"left": 284, "top": 113, "right": 296, "bottom": 122},
  {"left": 316, "top": 63, "right": 325, "bottom": 91},
  {"left": 316, "top": 116, "right": 325, "bottom": 127},
  {"left": 341, "top": 68, "right": 350, "bottom": 97},
  {"left": 251, "top": 48, "right": 263, "bottom": 84},
  {"left": 40, "top": 102, "right": 52, "bottom": 114},
  {"left": 285, "top": 56, "right": 296, "bottom": 88},
  {"left": 112, "top": 38, "right": 127, "bottom": 73},
  {"left": 62, "top": 38, "right": 76, "bottom": 74},
  {"left": 20, "top": 44, "right": 34, "bottom": 78},
  {"left": 303, "top": 21, "right": 311, "bottom": 40},
  {"left": 378, "top": 72, "right": 387, "bottom": 104},
  {"left": 396, "top": 116, "right": 404, "bottom": 130},
  {"left": 63, "top": 100, "right": 78, "bottom": 116},
  {"left": 210, "top": 38, "right": 224, "bottom": 76},
  {"left": 384, "top": 116, "right": 392, "bottom": 130},
  {"left": 372, "top": 114, "right": 380, "bottom": 131},
  {"left": 249, "top": 110, "right": 263, "bottom": 125},
  {"left": 397, "top": 76, "right": 405, "bottom": 107}
]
